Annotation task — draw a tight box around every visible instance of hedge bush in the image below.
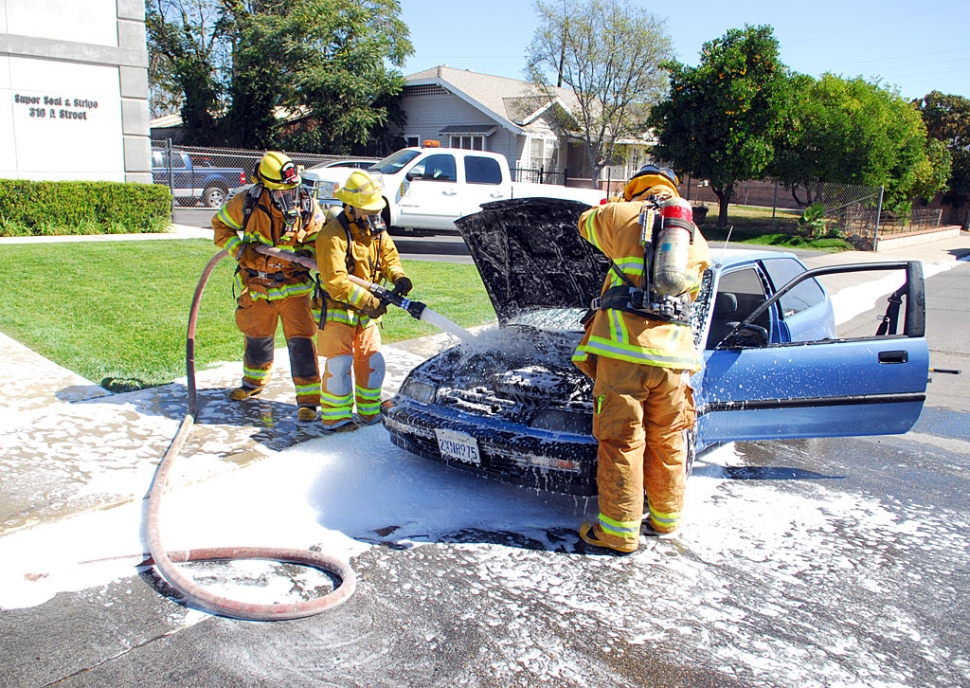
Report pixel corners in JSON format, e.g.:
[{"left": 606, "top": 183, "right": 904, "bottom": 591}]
[{"left": 0, "top": 179, "right": 172, "bottom": 236}]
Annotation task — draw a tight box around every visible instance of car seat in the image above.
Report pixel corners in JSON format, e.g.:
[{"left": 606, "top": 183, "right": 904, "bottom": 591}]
[{"left": 706, "top": 292, "right": 740, "bottom": 348}]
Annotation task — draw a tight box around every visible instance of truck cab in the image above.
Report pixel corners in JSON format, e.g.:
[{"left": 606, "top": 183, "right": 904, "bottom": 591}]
[{"left": 368, "top": 145, "right": 604, "bottom": 235}]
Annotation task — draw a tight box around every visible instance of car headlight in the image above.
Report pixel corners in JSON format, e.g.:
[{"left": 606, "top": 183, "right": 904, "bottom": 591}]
[
  {"left": 401, "top": 378, "right": 437, "bottom": 405},
  {"left": 529, "top": 408, "right": 592, "bottom": 435}
]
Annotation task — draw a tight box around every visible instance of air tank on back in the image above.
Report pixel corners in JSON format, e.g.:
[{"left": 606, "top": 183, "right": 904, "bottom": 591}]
[{"left": 652, "top": 197, "right": 695, "bottom": 295}]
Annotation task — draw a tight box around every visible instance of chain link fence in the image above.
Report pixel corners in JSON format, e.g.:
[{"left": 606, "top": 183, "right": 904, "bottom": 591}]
[{"left": 150, "top": 140, "right": 351, "bottom": 208}]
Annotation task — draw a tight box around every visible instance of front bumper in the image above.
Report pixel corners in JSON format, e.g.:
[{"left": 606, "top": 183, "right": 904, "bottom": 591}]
[{"left": 382, "top": 398, "right": 598, "bottom": 496}]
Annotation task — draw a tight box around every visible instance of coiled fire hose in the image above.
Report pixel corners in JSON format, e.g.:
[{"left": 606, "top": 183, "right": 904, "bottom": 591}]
[{"left": 144, "top": 249, "right": 357, "bottom": 621}]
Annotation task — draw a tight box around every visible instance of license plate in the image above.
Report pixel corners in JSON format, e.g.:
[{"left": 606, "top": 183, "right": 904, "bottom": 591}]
[{"left": 435, "top": 429, "right": 481, "bottom": 466}]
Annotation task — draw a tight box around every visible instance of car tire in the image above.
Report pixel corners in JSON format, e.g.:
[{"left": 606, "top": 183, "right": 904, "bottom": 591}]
[{"left": 202, "top": 185, "right": 227, "bottom": 208}]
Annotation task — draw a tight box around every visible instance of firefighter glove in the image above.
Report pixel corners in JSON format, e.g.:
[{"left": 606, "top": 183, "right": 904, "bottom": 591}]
[
  {"left": 362, "top": 296, "right": 388, "bottom": 320},
  {"left": 392, "top": 276, "right": 413, "bottom": 297}
]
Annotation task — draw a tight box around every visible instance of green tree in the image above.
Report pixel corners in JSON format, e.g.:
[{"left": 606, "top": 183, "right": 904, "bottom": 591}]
[
  {"left": 147, "top": 0, "right": 411, "bottom": 152},
  {"left": 771, "top": 74, "right": 949, "bottom": 209},
  {"left": 221, "top": 0, "right": 411, "bottom": 152},
  {"left": 146, "top": 0, "right": 229, "bottom": 145},
  {"left": 526, "top": 0, "right": 674, "bottom": 183},
  {"left": 649, "top": 25, "right": 791, "bottom": 227},
  {"left": 917, "top": 91, "right": 970, "bottom": 229}
]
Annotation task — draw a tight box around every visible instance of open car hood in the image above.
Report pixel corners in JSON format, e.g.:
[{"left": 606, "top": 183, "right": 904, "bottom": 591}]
[{"left": 455, "top": 198, "right": 611, "bottom": 325}]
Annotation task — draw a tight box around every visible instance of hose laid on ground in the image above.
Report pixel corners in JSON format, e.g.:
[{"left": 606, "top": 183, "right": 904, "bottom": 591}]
[{"left": 143, "top": 249, "right": 356, "bottom": 621}]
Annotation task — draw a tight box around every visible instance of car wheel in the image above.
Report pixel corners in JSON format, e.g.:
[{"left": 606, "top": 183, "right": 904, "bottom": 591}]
[{"left": 202, "top": 186, "right": 227, "bottom": 208}]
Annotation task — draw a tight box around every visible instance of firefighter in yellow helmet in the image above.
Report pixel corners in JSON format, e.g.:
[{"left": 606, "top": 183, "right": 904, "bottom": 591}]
[
  {"left": 573, "top": 165, "right": 712, "bottom": 553},
  {"left": 314, "top": 170, "right": 412, "bottom": 432},
  {"left": 211, "top": 151, "right": 324, "bottom": 421}
]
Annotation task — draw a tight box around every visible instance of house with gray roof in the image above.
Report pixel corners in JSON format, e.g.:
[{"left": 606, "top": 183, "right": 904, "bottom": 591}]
[{"left": 394, "top": 65, "right": 654, "bottom": 190}]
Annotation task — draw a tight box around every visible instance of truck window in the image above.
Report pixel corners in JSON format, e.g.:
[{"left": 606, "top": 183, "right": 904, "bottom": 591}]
[
  {"left": 465, "top": 156, "right": 502, "bottom": 185},
  {"left": 419, "top": 154, "right": 457, "bottom": 182},
  {"left": 372, "top": 149, "right": 421, "bottom": 175}
]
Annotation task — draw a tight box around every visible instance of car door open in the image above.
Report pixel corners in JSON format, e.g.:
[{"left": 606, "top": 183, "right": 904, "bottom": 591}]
[{"left": 698, "top": 261, "right": 929, "bottom": 445}]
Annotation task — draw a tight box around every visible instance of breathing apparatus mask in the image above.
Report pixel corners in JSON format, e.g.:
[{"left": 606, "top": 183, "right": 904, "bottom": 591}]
[
  {"left": 349, "top": 206, "right": 386, "bottom": 236},
  {"left": 270, "top": 187, "right": 300, "bottom": 224}
]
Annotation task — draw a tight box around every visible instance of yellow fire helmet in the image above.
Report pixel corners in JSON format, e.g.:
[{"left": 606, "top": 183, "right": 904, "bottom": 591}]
[
  {"left": 256, "top": 151, "right": 301, "bottom": 190},
  {"left": 623, "top": 164, "right": 680, "bottom": 201},
  {"left": 334, "top": 170, "right": 386, "bottom": 212}
]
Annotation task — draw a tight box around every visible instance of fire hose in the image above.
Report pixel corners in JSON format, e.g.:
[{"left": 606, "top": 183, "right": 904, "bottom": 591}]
[{"left": 144, "top": 249, "right": 357, "bottom": 621}]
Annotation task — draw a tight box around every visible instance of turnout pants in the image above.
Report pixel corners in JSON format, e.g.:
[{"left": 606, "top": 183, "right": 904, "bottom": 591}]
[
  {"left": 591, "top": 357, "right": 695, "bottom": 548},
  {"left": 317, "top": 321, "right": 384, "bottom": 428},
  {"left": 235, "top": 292, "right": 321, "bottom": 407}
]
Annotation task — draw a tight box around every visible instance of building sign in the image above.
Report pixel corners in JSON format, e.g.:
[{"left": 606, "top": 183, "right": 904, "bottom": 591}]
[
  {"left": 14, "top": 94, "right": 100, "bottom": 121},
  {"left": 1, "top": 57, "right": 124, "bottom": 181}
]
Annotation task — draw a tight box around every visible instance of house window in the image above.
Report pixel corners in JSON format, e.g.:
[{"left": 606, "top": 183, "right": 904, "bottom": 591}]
[
  {"left": 405, "top": 136, "right": 419, "bottom": 148},
  {"left": 450, "top": 135, "right": 484, "bottom": 150}
]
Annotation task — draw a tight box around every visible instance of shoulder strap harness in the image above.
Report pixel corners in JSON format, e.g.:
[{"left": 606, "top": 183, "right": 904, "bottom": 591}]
[{"left": 589, "top": 200, "right": 692, "bottom": 325}]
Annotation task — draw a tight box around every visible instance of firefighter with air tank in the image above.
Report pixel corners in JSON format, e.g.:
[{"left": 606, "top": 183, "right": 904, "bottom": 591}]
[
  {"left": 573, "top": 165, "right": 712, "bottom": 553},
  {"left": 211, "top": 151, "right": 324, "bottom": 422},
  {"left": 314, "top": 170, "right": 413, "bottom": 433}
]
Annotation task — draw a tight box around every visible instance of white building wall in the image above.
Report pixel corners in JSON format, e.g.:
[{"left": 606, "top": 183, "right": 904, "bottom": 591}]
[{"left": 0, "top": 0, "right": 150, "bottom": 183}]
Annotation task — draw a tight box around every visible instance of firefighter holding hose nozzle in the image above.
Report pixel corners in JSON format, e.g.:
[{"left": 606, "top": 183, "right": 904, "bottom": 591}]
[
  {"left": 211, "top": 151, "right": 324, "bottom": 422},
  {"left": 314, "top": 170, "right": 413, "bottom": 432},
  {"left": 573, "top": 165, "right": 712, "bottom": 553}
]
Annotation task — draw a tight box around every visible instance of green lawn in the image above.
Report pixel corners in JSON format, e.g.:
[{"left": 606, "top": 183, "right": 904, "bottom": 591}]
[
  {"left": 0, "top": 240, "right": 494, "bottom": 391},
  {"left": 698, "top": 204, "right": 855, "bottom": 252},
  {"left": 0, "top": 212, "right": 849, "bottom": 391}
]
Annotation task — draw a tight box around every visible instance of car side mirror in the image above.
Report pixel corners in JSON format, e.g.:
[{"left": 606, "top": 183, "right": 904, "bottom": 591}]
[
  {"left": 406, "top": 169, "right": 424, "bottom": 181},
  {"left": 722, "top": 323, "right": 769, "bottom": 349}
]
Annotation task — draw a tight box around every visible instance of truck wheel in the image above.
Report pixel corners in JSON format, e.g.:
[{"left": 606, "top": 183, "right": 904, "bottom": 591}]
[{"left": 202, "top": 185, "right": 227, "bottom": 208}]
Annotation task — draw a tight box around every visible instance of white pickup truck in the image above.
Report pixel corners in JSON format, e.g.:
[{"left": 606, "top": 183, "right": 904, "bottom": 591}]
[{"left": 360, "top": 146, "right": 605, "bottom": 235}]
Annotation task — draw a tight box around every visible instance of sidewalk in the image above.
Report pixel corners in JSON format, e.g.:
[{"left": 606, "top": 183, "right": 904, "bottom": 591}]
[{"left": 1, "top": 228, "right": 968, "bottom": 539}]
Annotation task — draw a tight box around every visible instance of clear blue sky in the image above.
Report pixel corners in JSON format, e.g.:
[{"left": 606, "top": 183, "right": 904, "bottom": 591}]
[{"left": 398, "top": 0, "right": 970, "bottom": 101}]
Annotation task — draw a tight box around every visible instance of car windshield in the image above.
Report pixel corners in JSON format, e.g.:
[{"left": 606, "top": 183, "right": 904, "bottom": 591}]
[{"left": 371, "top": 149, "right": 421, "bottom": 175}]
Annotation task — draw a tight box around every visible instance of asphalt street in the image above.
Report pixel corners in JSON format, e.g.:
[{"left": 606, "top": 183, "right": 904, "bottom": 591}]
[{"left": 1, "top": 224, "right": 968, "bottom": 687}]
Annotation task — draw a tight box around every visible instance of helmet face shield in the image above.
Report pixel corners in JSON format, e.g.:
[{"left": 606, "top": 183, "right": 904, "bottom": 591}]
[{"left": 271, "top": 188, "right": 299, "bottom": 223}]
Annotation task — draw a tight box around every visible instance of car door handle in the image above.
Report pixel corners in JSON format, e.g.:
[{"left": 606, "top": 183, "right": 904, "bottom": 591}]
[
  {"left": 879, "top": 350, "right": 908, "bottom": 364},
  {"left": 442, "top": 189, "right": 457, "bottom": 196}
]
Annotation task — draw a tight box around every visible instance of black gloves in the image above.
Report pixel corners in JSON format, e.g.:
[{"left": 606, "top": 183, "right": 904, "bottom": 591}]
[{"left": 392, "top": 276, "right": 413, "bottom": 296}]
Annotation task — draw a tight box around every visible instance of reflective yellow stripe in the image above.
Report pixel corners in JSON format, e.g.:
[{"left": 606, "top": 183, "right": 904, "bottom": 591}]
[
  {"left": 217, "top": 206, "right": 242, "bottom": 230},
  {"left": 577, "top": 334, "right": 699, "bottom": 369},
  {"left": 598, "top": 512, "right": 639, "bottom": 537},
  {"left": 648, "top": 505, "right": 680, "bottom": 529},
  {"left": 224, "top": 235, "right": 243, "bottom": 256},
  {"left": 243, "top": 366, "right": 270, "bottom": 380},
  {"left": 294, "top": 382, "right": 320, "bottom": 396},
  {"left": 355, "top": 384, "right": 382, "bottom": 414}
]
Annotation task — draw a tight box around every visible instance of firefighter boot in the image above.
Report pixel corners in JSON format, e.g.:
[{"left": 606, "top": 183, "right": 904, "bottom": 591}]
[
  {"left": 579, "top": 521, "right": 638, "bottom": 554},
  {"left": 297, "top": 406, "right": 318, "bottom": 422},
  {"left": 229, "top": 385, "right": 262, "bottom": 401}
]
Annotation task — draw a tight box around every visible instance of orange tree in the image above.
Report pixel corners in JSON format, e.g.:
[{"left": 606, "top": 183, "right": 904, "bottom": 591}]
[{"left": 648, "top": 25, "right": 791, "bottom": 227}]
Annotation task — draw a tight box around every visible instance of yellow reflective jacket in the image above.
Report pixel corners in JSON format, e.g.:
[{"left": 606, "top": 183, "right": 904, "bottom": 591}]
[
  {"left": 314, "top": 212, "right": 407, "bottom": 328},
  {"left": 211, "top": 187, "right": 324, "bottom": 301},
  {"left": 573, "top": 201, "right": 712, "bottom": 375}
]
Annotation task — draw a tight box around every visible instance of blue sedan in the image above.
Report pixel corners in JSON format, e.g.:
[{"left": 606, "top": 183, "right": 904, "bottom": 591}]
[{"left": 382, "top": 198, "right": 929, "bottom": 496}]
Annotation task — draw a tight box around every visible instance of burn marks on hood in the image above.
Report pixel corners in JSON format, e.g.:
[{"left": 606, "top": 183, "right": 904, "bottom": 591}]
[{"left": 456, "top": 198, "right": 610, "bottom": 325}]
